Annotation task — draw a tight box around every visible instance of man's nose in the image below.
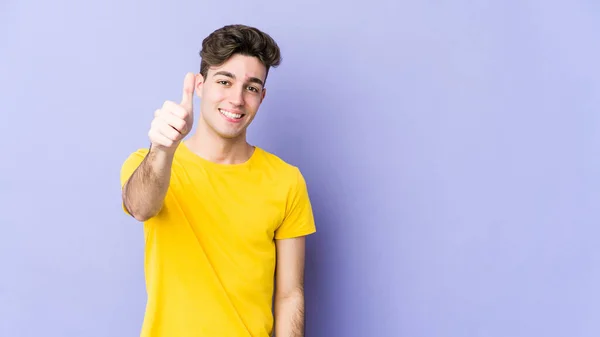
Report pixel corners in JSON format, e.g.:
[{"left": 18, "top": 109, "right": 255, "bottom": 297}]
[{"left": 228, "top": 87, "right": 245, "bottom": 106}]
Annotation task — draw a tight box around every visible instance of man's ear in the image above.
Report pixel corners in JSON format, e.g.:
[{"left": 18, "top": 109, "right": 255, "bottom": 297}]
[
  {"left": 260, "top": 87, "right": 267, "bottom": 103},
  {"left": 195, "top": 73, "right": 204, "bottom": 99}
]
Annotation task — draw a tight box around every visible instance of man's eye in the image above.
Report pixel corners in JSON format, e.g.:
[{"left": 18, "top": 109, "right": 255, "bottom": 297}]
[
  {"left": 218, "top": 80, "right": 230, "bottom": 85},
  {"left": 247, "top": 86, "right": 258, "bottom": 92}
]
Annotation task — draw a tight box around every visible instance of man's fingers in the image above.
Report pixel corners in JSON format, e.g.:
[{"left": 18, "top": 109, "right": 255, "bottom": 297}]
[
  {"left": 160, "top": 112, "right": 187, "bottom": 135},
  {"left": 161, "top": 101, "right": 187, "bottom": 119},
  {"left": 149, "top": 129, "right": 176, "bottom": 148},
  {"left": 181, "top": 72, "right": 196, "bottom": 110},
  {"left": 158, "top": 122, "right": 182, "bottom": 141}
]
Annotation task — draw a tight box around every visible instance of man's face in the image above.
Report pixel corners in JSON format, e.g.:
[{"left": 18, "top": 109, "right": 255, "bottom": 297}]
[{"left": 196, "top": 53, "right": 267, "bottom": 140}]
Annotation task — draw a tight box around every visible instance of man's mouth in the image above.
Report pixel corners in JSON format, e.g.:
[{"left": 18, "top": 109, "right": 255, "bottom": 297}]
[{"left": 219, "top": 108, "right": 245, "bottom": 120}]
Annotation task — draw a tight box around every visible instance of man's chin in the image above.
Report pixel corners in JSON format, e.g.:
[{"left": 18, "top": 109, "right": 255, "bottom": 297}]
[{"left": 215, "top": 127, "right": 247, "bottom": 140}]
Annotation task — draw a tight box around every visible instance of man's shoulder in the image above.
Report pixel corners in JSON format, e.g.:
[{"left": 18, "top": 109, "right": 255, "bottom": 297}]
[
  {"left": 255, "top": 147, "right": 302, "bottom": 178},
  {"left": 120, "top": 147, "right": 151, "bottom": 185},
  {"left": 123, "top": 147, "right": 149, "bottom": 162},
  {"left": 122, "top": 145, "right": 190, "bottom": 168}
]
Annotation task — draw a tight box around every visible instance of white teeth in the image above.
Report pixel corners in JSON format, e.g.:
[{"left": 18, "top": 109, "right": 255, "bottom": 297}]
[{"left": 219, "top": 109, "right": 242, "bottom": 119}]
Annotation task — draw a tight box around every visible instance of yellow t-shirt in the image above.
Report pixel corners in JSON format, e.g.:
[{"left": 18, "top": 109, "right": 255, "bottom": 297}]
[{"left": 119, "top": 142, "right": 316, "bottom": 337}]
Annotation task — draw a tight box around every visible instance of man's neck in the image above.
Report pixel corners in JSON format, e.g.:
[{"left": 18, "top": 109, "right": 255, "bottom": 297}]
[{"left": 184, "top": 123, "right": 254, "bottom": 165}]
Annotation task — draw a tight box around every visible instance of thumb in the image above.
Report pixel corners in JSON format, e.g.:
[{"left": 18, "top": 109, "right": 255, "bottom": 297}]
[{"left": 181, "top": 72, "right": 195, "bottom": 111}]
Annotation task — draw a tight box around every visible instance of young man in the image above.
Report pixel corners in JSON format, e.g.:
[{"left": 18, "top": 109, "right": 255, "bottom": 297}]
[{"left": 120, "top": 25, "right": 316, "bottom": 337}]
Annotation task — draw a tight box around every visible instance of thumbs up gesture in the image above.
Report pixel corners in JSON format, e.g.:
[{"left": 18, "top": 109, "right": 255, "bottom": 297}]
[{"left": 148, "top": 73, "right": 196, "bottom": 152}]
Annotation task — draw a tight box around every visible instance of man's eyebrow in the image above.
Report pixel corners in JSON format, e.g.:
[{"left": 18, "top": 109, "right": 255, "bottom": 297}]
[
  {"left": 213, "top": 71, "right": 264, "bottom": 86},
  {"left": 213, "top": 71, "right": 235, "bottom": 79},
  {"left": 247, "top": 77, "right": 264, "bottom": 86}
]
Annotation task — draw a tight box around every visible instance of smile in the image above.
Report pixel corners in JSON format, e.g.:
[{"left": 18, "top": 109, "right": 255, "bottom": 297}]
[{"left": 219, "top": 108, "right": 245, "bottom": 120}]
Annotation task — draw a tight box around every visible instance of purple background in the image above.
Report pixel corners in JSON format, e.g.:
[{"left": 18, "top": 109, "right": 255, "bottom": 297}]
[{"left": 2, "top": 1, "right": 599, "bottom": 336}]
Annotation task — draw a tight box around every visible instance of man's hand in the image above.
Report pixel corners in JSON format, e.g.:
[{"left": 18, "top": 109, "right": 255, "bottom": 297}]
[{"left": 148, "top": 72, "right": 195, "bottom": 152}]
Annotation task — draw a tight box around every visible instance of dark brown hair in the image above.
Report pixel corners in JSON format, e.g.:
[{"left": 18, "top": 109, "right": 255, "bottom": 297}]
[{"left": 199, "top": 24, "right": 282, "bottom": 84}]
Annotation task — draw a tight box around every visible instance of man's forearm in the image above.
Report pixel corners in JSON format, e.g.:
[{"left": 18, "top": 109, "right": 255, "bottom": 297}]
[
  {"left": 122, "top": 146, "right": 175, "bottom": 221},
  {"left": 274, "top": 289, "right": 305, "bottom": 337}
]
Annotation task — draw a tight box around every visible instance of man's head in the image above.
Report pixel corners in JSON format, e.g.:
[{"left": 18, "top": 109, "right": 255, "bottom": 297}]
[{"left": 194, "top": 24, "right": 282, "bottom": 140}]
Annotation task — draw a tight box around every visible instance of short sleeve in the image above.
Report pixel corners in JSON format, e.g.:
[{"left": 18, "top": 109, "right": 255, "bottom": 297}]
[
  {"left": 119, "top": 149, "right": 149, "bottom": 214},
  {"left": 274, "top": 167, "right": 317, "bottom": 240}
]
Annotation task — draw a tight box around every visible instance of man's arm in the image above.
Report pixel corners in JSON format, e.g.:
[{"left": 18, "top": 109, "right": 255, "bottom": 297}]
[
  {"left": 122, "top": 72, "right": 196, "bottom": 221},
  {"left": 122, "top": 146, "right": 175, "bottom": 221},
  {"left": 274, "top": 236, "right": 307, "bottom": 337}
]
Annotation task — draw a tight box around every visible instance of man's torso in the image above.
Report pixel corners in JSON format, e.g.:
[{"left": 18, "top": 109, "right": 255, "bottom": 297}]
[{"left": 121, "top": 143, "right": 306, "bottom": 337}]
